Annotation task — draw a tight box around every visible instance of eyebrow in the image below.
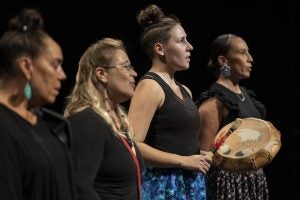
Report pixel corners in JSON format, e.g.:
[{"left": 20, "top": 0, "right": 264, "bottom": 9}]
[{"left": 118, "top": 60, "right": 130, "bottom": 65}]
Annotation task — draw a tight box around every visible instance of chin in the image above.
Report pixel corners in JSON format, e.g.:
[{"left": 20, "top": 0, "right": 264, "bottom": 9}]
[
  {"left": 126, "top": 92, "right": 134, "bottom": 99},
  {"left": 245, "top": 74, "right": 251, "bottom": 78},
  {"left": 184, "top": 63, "right": 190, "bottom": 69},
  {"left": 46, "top": 96, "right": 57, "bottom": 105}
]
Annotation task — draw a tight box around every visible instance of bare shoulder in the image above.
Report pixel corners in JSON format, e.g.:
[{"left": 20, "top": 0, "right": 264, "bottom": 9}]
[
  {"left": 130, "top": 78, "right": 165, "bottom": 110},
  {"left": 199, "top": 97, "right": 224, "bottom": 115},
  {"left": 134, "top": 78, "right": 163, "bottom": 94}
]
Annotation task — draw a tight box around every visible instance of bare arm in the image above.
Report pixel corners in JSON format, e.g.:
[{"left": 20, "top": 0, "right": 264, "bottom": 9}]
[
  {"left": 128, "top": 79, "right": 163, "bottom": 142},
  {"left": 198, "top": 97, "right": 225, "bottom": 151}
]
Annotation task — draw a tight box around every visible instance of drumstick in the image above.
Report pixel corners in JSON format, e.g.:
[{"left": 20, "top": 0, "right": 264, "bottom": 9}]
[{"left": 210, "top": 118, "right": 242, "bottom": 153}]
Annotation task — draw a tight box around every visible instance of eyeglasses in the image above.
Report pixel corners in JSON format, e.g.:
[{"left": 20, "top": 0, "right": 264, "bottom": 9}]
[{"left": 104, "top": 63, "right": 134, "bottom": 72}]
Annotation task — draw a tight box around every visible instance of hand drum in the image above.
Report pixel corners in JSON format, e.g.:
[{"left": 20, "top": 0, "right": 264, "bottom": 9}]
[{"left": 213, "top": 118, "right": 281, "bottom": 172}]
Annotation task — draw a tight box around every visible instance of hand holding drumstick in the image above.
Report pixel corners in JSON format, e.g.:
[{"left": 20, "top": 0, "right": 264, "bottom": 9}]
[{"left": 202, "top": 118, "right": 242, "bottom": 158}]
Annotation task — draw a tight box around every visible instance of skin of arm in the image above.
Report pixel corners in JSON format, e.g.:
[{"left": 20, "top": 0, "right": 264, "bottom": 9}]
[
  {"left": 128, "top": 79, "right": 211, "bottom": 173},
  {"left": 198, "top": 97, "right": 226, "bottom": 151}
]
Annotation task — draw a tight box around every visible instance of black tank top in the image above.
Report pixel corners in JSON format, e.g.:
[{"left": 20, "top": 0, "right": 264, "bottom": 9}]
[{"left": 141, "top": 72, "right": 200, "bottom": 156}]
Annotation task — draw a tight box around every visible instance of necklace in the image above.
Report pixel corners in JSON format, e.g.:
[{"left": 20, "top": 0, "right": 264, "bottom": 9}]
[
  {"left": 217, "top": 81, "right": 245, "bottom": 102},
  {"left": 236, "top": 92, "right": 245, "bottom": 102}
]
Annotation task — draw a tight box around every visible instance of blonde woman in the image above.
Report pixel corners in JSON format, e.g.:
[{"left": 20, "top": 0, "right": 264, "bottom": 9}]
[{"left": 64, "top": 38, "right": 144, "bottom": 200}]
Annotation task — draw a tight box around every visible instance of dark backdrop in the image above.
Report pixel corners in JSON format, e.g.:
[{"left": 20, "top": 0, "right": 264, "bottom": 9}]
[{"left": 1, "top": 0, "right": 299, "bottom": 199}]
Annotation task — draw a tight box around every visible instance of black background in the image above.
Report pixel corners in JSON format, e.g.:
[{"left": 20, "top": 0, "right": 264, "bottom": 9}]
[{"left": 1, "top": 0, "right": 299, "bottom": 199}]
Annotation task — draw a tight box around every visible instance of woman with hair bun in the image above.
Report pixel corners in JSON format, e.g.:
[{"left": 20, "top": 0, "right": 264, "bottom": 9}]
[
  {"left": 0, "top": 8, "right": 76, "bottom": 200},
  {"left": 128, "top": 4, "right": 211, "bottom": 200}
]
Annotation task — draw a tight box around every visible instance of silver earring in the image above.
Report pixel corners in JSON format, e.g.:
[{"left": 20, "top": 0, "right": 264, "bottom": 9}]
[{"left": 220, "top": 64, "right": 231, "bottom": 78}]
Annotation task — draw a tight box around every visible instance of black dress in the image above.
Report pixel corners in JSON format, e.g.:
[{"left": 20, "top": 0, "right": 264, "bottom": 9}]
[
  {"left": 197, "top": 83, "right": 269, "bottom": 200},
  {"left": 67, "top": 108, "right": 144, "bottom": 200},
  {"left": 0, "top": 104, "right": 76, "bottom": 200}
]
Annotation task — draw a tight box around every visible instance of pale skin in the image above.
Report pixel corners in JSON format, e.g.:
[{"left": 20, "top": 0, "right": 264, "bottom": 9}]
[
  {"left": 128, "top": 24, "right": 211, "bottom": 173},
  {"left": 199, "top": 37, "right": 253, "bottom": 151},
  {"left": 95, "top": 48, "right": 138, "bottom": 153},
  {"left": 95, "top": 49, "right": 137, "bottom": 105},
  {"left": 0, "top": 37, "right": 66, "bottom": 125}
]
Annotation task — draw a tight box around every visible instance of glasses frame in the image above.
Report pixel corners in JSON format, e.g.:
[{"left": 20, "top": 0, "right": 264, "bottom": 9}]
[{"left": 103, "top": 63, "right": 134, "bottom": 72}]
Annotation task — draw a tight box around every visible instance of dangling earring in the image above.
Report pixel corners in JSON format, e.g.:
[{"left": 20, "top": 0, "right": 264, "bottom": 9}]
[
  {"left": 24, "top": 81, "right": 32, "bottom": 100},
  {"left": 220, "top": 64, "right": 231, "bottom": 78}
]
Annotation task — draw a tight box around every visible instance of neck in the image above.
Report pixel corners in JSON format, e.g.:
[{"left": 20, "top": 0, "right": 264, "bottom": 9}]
[
  {"left": 152, "top": 71, "right": 176, "bottom": 87},
  {"left": 217, "top": 78, "right": 241, "bottom": 93},
  {"left": 0, "top": 80, "right": 37, "bottom": 124},
  {"left": 0, "top": 96, "right": 37, "bottom": 124}
]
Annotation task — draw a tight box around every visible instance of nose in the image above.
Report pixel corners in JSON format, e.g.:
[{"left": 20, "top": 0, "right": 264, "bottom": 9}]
[
  {"left": 187, "top": 40, "right": 193, "bottom": 51},
  {"left": 131, "top": 69, "right": 138, "bottom": 78},
  {"left": 58, "top": 66, "right": 67, "bottom": 80},
  {"left": 247, "top": 52, "right": 253, "bottom": 62}
]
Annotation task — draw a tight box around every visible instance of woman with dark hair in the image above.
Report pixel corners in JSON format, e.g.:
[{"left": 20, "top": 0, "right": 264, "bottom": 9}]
[
  {"left": 0, "top": 8, "right": 76, "bottom": 200},
  {"left": 128, "top": 4, "right": 211, "bottom": 200},
  {"left": 197, "top": 34, "right": 269, "bottom": 200}
]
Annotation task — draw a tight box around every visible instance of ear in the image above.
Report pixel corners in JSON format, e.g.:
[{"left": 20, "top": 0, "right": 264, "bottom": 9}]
[
  {"left": 17, "top": 56, "right": 33, "bottom": 80},
  {"left": 95, "top": 67, "right": 108, "bottom": 83},
  {"left": 154, "top": 43, "right": 164, "bottom": 56},
  {"left": 217, "top": 55, "right": 228, "bottom": 67}
]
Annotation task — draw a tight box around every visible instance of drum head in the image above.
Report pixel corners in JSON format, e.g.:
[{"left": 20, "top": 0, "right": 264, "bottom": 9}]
[{"left": 213, "top": 117, "right": 281, "bottom": 172}]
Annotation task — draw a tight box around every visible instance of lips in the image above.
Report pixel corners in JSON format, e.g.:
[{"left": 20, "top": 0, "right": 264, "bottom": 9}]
[
  {"left": 186, "top": 55, "right": 191, "bottom": 61},
  {"left": 53, "top": 89, "right": 59, "bottom": 96},
  {"left": 130, "top": 82, "right": 136, "bottom": 89}
]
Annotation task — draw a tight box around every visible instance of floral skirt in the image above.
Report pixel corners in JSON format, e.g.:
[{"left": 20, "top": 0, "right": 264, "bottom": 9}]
[{"left": 142, "top": 167, "right": 206, "bottom": 200}]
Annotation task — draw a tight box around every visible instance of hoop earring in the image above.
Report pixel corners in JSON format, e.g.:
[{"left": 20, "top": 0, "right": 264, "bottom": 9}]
[
  {"left": 24, "top": 81, "right": 32, "bottom": 100},
  {"left": 220, "top": 64, "right": 231, "bottom": 78}
]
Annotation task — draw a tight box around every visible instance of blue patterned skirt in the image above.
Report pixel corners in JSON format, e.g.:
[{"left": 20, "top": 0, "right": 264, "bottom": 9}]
[{"left": 142, "top": 167, "right": 206, "bottom": 200}]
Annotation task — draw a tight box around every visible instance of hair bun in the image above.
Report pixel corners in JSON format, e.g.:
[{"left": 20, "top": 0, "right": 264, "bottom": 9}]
[
  {"left": 137, "top": 4, "right": 165, "bottom": 29},
  {"left": 9, "top": 8, "right": 44, "bottom": 32}
]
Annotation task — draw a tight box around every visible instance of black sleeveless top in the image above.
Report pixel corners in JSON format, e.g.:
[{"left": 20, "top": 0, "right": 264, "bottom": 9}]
[
  {"left": 141, "top": 72, "right": 200, "bottom": 156},
  {"left": 196, "top": 83, "right": 266, "bottom": 128}
]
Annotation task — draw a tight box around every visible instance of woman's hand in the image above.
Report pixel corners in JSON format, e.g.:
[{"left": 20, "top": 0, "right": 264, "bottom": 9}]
[{"left": 179, "top": 154, "right": 212, "bottom": 174}]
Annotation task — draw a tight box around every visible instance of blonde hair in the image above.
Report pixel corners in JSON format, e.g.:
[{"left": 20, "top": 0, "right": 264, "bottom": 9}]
[{"left": 64, "top": 38, "right": 133, "bottom": 138}]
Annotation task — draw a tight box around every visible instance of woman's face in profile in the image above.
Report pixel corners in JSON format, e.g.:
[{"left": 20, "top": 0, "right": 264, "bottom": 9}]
[
  {"left": 226, "top": 37, "right": 253, "bottom": 80},
  {"left": 29, "top": 37, "right": 66, "bottom": 106},
  {"left": 105, "top": 49, "right": 137, "bottom": 104},
  {"left": 162, "top": 24, "right": 193, "bottom": 71}
]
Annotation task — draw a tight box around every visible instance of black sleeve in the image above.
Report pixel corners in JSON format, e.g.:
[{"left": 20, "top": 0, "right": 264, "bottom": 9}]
[
  {"left": 246, "top": 89, "right": 267, "bottom": 119},
  {"left": 0, "top": 131, "right": 22, "bottom": 200},
  {"left": 68, "top": 109, "right": 110, "bottom": 200}
]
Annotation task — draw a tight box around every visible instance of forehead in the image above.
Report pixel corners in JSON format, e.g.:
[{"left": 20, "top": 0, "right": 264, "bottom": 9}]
[
  {"left": 111, "top": 49, "right": 128, "bottom": 63},
  {"left": 168, "top": 24, "right": 186, "bottom": 39},
  {"left": 42, "top": 37, "right": 63, "bottom": 60},
  {"left": 229, "top": 37, "right": 248, "bottom": 51}
]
